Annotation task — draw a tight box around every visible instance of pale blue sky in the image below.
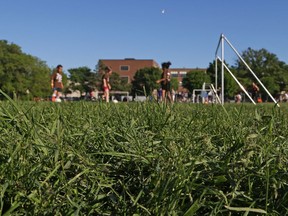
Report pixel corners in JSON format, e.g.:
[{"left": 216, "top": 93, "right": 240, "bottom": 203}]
[{"left": 1, "top": 0, "right": 288, "bottom": 72}]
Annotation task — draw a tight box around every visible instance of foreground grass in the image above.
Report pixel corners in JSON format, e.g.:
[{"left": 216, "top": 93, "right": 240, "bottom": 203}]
[{"left": 0, "top": 99, "right": 288, "bottom": 215}]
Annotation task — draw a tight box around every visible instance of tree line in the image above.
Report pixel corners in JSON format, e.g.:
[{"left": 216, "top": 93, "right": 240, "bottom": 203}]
[{"left": 1, "top": 40, "right": 288, "bottom": 100}]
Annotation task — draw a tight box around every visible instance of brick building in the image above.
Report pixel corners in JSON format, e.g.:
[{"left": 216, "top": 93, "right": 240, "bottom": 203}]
[
  {"left": 98, "top": 58, "right": 159, "bottom": 84},
  {"left": 98, "top": 58, "right": 207, "bottom": 91},
  {"left": 169, "top": 68, "right": 207, "bottom": 90}
]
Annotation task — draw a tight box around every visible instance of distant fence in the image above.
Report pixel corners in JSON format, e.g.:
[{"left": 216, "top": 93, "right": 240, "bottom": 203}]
[{"left": 95, "top": 90, "right": 129, "bottom": 96}]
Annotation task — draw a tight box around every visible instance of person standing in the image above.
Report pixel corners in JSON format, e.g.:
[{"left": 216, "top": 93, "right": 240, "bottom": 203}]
[
  {"left": 51, "top": 64, "right": 64, "bottom": 102},
  {"left": 156, "top": 61, "right": 172, "bottom": 103},
  {"left": 235, "top": 92, "right": 242, "bottom": 103},
  {"left": 251, "top": 82, "right": 260, "bottom": 103},
  {"left": 102, "top": 66, "right": 112, "bottom": 102}
]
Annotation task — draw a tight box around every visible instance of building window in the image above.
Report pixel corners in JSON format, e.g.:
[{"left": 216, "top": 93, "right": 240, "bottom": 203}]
[
  {"left": 120, "top": 65, "right": 129, "bottom": 71},
  {"left": 171, "top": 71, "right": 178, "bottom": 78},
  {"left": 179, "top": 71, "right": 187, "bottom": 77}
]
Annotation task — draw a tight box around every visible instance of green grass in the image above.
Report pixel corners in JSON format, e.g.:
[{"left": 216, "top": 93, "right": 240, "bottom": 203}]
[{"left": 0, "top": 97, "right": 288, "bottom": 215}]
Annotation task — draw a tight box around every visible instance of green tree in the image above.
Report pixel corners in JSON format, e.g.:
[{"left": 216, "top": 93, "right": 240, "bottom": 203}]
[
  {"left": 68, "top": 66, "right": 96, "bottom": 95},
  {"left": 109, "top": 72, "right": 131, "bottom": 91},
  {"left": 207, "top": 60, "right": 234, "bottom": 85},
  {"left": 0, "top": 40, "right": 51, "bottom": 99},
  {"left": 235, "top": 47, "right": 288, "bottom": 93},
  {"left": 223, "top": 69, "right": 239, "bottom": 99},
  {"left": 170, "top": 77, "right": 179, "bottom": 91},
  {"left": 182, "top": 70, "right": 211, "bottom": 93},
  {"left": 132, "top": 67, "right": 162, "bottom": 96},
  {"left": 260, "top": 77, "right": 280, "bottom": 102},
  {"left": 30, "top": 59, "right": 54, "bottom": 98},
  {"left": 207, "top": 60, "right": 238, "bottom": 99}
]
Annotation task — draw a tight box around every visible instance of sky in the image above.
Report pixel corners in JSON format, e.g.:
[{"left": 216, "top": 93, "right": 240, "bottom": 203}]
[{"left": 1, "top": 0, "right": 288, "bottom": 73}]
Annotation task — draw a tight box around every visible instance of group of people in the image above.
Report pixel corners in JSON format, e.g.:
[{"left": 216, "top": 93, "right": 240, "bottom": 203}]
[
  {"left": 235, "top": 82, "right": 261, "bottom": 103},
  {"left": 50, "top": 63, "right": 268, "bottom": 104},
  {"left": 50, "top": 65, "right": 112, "bottom": 102},
  {"left": 50, "top": 62, "right": 174, "bottom": 103}
]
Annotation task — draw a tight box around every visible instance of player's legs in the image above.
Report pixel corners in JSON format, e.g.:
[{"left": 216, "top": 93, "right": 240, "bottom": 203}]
[
  {"left": 52, "top": 89, "right": 57, "bottom": 102},
  {"left": 162, "top": 90, "right": 166, "bottom": 103},
  {"left": 105, "top": 89, "right": 109, "bottom": 102},
  {"left": 166, "top": 91, "right": 173, "bottom": 103}
]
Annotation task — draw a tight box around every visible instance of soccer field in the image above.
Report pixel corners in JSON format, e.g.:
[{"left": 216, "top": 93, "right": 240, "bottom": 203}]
[{"left": 0, "top": 101, "right": 287, "bottom": 215}]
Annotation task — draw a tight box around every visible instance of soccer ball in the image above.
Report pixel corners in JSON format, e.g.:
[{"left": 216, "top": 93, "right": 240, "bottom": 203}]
[{"left": 55, "top": 98, "right": 61, "bottom": 102}]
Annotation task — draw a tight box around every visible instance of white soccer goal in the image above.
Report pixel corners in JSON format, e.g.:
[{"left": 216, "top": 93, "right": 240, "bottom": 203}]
[
  {"left": 214, "top": 34, "right": 279, "bottom": 107},
  {"left": 192, "top": 83, "right": 221, "bottom": 104}
]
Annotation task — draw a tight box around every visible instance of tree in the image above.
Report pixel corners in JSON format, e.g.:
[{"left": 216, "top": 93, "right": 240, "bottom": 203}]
[
  {"left": 235, "top": 48, "right": 288, "bottom": 93},
  {"left": 0, "top": 40, "right": 51, "bottom": 99},
  {"left": 260, "top": 77, "right": 280, "bottom": 102},
  {"left": 182, "top": 70, "right": 211, "bottom": 93},
  {"left": 30, "top": 59, "right": 56, "bottom": 98},
  {"left": 170, "top": 77, "right": 179, "bottom": 91},
  {"left": 206, "top": 60, "right": 238, "bottom": 99},
  {"left": 109, "top": 72, "right": 131, "bottom": 91},
  {"left": 131, "top": 67, "right": 162, "bottom": 96},
  {"left": 208, "top": 48, "right": 288, "bottom": 100},
  {"left": 223, "top": 69, "right": 239, "bottom": 99},
  {"left": 68, "top": 66, "right": 96, "bottom": 95}
]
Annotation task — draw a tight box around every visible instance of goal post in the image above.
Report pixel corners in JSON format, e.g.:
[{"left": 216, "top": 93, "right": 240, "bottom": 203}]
[
  {"left": 192, "top": 83, "right": 221, "bottom": 104},
  {"left": 215, "top": 34, "right": 280, "bottom": 107}
]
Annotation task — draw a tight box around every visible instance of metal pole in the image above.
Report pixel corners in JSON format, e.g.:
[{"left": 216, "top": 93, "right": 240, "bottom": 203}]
[
  {"left": 215, "top": 56, "right": 218, "bottom": 96},
  {"left": 192, "top": 90, "right": 195, "bottom": 103},
  {"left": 217, "top": 57, "right": 256, "bottom": 104},
  {"left": 202, "top": 82, "right": 206, "bottom": 104},
  {"left": 215, "top": 34, "right": 223, "bottom": 102},
  {"left": 221, "top": 34, "right": 225, "bottom": 104},
  {"left": 210, "top": 84, "right": 222, "bottom": 104},
  {"left": 215, "top": 34, "right": 222, "bottom": 56},
  {"left": 223, "top": 35, "right": 280, "bottom": 107}
]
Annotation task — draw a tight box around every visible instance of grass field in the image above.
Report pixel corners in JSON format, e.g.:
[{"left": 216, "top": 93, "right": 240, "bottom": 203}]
[{"left": 0, "top": 95, "right": 288, "bottom": 215}]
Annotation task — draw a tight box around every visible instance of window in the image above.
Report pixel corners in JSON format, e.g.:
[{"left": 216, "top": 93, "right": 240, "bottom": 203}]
[
  {"left": 171, "top": 71, "right": 178, "bottom": 78},
  {"left": 120, "top": 65, "right": 129, "bottom": 71},
  {"left": 179, "top": 71, "right": 187, "bottom": 78}
]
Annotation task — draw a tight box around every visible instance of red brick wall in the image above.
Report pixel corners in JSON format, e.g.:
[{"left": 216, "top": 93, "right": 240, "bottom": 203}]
[
  {"left": 98, "top": 59, "right": 207, "bottom": 92},
  {"left": 99, "top": 59, "right": 159, "bottom": 83}
]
